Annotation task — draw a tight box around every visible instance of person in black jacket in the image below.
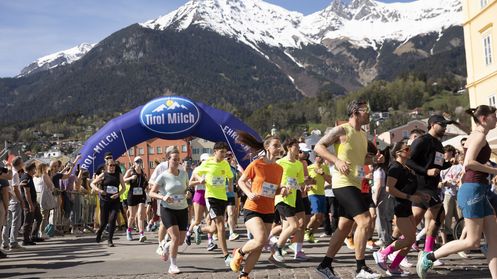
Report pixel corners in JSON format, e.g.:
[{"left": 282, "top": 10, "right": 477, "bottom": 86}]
[{"left": 406, "top": 115, "right": 454, "bottom": 263}]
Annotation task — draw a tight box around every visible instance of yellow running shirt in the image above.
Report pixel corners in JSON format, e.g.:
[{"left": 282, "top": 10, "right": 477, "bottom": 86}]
[
  {"left": 332, "top": 123, "right": 367, "bottom": 189},
  {"left": 275, "top": 157, "right": 305, "bottom": 207},
  {"left": 196, "top": 157, "right": 233, "bottom": 201},
  {"left": 308, "top": 163, "right": 330, "bottom": 196}
]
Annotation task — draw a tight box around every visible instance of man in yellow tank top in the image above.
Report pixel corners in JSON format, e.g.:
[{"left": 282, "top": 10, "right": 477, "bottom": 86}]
[{"left": 314, "top": 99, "right": 383, "bottom": 279}]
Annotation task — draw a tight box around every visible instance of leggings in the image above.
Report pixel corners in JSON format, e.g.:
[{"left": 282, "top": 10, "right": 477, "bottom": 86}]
[{"left": 97, "top": 199, "right": 120, "bottom": 242}]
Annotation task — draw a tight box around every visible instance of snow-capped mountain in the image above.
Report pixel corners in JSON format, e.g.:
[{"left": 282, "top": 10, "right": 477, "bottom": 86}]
[
  {"left": 301, "top": 0, "right": 463, "bottom": 48},
  {"left": 18, "top": 43, "right": 96, "bottom": 77},
  {"left": 141, "top": 0, "right": 462, "bottom": 50},
  {"left": 140, "top": 0, "right": 312, "bottom": 51}
]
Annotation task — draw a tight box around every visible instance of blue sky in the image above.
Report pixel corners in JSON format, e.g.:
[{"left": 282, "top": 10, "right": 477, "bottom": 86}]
[{"left": 0, "top": 0, "right": 414, "bottom": 77}]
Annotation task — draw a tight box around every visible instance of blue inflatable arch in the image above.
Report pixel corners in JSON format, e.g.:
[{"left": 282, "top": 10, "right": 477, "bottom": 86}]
[{"left": 77, "top": 96, "right": 261, "bottom": 174}]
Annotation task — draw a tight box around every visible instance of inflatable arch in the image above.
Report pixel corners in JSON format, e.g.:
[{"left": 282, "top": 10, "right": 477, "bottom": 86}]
[{"left": 77, "top": 96, "right": 261, "bottom": 174}]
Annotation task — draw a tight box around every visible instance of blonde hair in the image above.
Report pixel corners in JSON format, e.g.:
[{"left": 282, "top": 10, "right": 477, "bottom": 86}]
[
  {"left": 35, "top": 162, "right": 48, "bottom": 178},
  {"left": 166, "top": 146, "right": 180, "bottom": 160}
]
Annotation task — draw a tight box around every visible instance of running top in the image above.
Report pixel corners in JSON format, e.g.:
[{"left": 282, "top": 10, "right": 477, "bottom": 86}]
[
  {"left": 196, "top": 157, "right": 234, "bottom": 201},
  {"left": 243, "top": 158, "right": 283, "bottom": 214},
  {"left": 100, "top": 172, "right": 121, "bottom": 202},
  {"left": 128, "top": 168, "right": 147, "bottom": 197},
  {"left": 307, "top": 163, "right": 330, "bottom": 196},
  {"left": 275, "top": 157, "right": 305, "bottom": 207},
  {"left": 330, "top": 123, "right": 367, "bottom": 189},
  {"left": 155, "top": 169, "right": 189, "bottom": 210},
  {"left": 462, "top": 141, "right": 491, "bottom": 184},
  {"left": 406, "top": 133, "right": 450, "bottom": 192},
  {"left": 387, "top": 161, "right": 418, "bottom": 201}
]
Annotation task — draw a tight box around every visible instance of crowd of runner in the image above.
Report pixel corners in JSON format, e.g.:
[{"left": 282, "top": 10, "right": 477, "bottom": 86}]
[{"left": 1, "top": 99, "right": 497, "bottom": 279}]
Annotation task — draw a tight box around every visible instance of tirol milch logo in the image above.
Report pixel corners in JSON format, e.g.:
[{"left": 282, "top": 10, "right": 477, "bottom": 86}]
[{"left": 140, "top": 97, "right": 200, "bottom": 134}]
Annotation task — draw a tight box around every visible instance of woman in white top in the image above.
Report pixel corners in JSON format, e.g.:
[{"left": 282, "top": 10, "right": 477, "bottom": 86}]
[
  {"left": 149, "top": 146, "right": 190, "bottom": 275},
  {"left": 33, "top": 163, "right": 56, "bottom": 239}
]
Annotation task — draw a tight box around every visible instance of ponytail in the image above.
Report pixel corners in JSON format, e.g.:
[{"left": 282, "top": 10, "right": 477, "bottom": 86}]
[{"left": 466, "top": 105, "right": 496, "bottom": 124}]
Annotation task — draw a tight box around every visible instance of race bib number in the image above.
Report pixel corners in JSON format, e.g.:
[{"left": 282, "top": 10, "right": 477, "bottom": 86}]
[
  {"left": 106, "top": 186, "right": 118, "bottom": 194},
  {"left": 171, "top": 194, "right": 185, "bottom": 204},
  {"left": 287, "top": 177, "right": 298, "bottom": 190},
  {"left": 211, "top": 176, "right": 225, "bottom": 187},
  {"left": 132, "top": 187, "right": 143, "bottom": 196},
  {"left": 260, "top": 182, "right": 277, "bottom": 198},
  {"left": 357, "top": 166, "right": 365, "bottom": 179},
  {"left": 434, "top": 152, "right": 444, "bottom": 166}
]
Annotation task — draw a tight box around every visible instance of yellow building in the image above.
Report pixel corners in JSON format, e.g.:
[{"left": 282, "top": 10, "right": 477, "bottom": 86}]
[{"left": 463, "top": 0, "right": 497, "bottom": 144}]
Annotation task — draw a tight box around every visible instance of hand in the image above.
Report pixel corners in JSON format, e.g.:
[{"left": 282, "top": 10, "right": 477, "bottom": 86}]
[
  {"left": 427, "top": 168, "right": 440, "bottom": 177},
  {"left": 162, "top": 195, "right": 173, "bottom": 203},
  {"left": 186, "top": 191, "right": 192, "bottom": 199},
  {"left": 280, "top": 187, "right": 289, "bottom": 197},
  {"left": 200, "top": 176, "right": 206, "bottom": 184},
  {"left": 110, "top": 193, "right": 119, "bottom": 199},
  {"left": 374, "top": 152, "right": 385, "bottom": 164},
  {"left": 334, "top": 159, "right": 350, "bottom": 175},
  {"left": 316, "top": 168, "right": 324, "bottom": 175},
  {"left": 247, "top": 192, "right": 259, "bottom": 201},
  {"left": 409, "top": 194, "right": 423, "bottom": 204}
]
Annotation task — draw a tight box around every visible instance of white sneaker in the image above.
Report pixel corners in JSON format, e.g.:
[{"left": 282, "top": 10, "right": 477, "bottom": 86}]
[
  {"left": 355, "top": 266, "right": 381, "bottom": 279},
  {"left": 228, "top": 232, "right": 240, "bottom": 241},
  {"left": 433, "top": 259, "right": 444, "bottom": 266},
  {"left": 168, "top": 264, "right": 180, "bottom": 274},
  {"left": 272, "top": 245, "right": 285, "bottom": 263},
  {"left": 224, "top": 254, "right": 233, "bottom": 267},
  {"left": 458, "top": 251, "right": 469, "bottom": 258}
]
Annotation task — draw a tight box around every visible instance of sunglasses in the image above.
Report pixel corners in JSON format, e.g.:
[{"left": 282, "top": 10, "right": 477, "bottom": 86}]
[
  {"left": 135, "top": 160, "right": 143, "bottom": 164},
  {"left": 107, "top": 164, "right": 116, "bottom": 167},
  {"left": 435, "top": 122, "right": 447, "bottom": 128}
]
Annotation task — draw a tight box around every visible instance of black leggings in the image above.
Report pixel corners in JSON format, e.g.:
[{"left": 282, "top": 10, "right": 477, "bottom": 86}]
[{"left": 97, "top": 199, "right": 120, "bottom": 242}]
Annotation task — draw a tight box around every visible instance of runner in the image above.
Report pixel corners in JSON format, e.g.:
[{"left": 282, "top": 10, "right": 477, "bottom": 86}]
[
  {"left": 90, "top": 159, "right": 126, "bottom": 247},
  {"left": 226, "top": 151, "right": 240, "bottom": 241},
  {"left": 272, "top": 138, "right": 306, "bottom": 262},
  {"left": 192, "top": 142, "right": 234, "bottom": 266},
  {"left": 406, "top": 114, "right": 454, "bottom": 266},
  {"left": 306, "top": 155, "right": 331, "bottom": 242},
  {"left": 314, "top": 99, "right": 382, "bottom": 279},
  {"left": 372, "top": 141, "right": 429, "bottom": 276},
  {"left": 185, "top": 153, "right": 210, "bottom": 246},
  {"left": 229, "top": 132, "right": 284, "bottom": 279},
  {"left": 417, "top": 105, "right": 497, "bottom": 279},
  {"left": 149, "top": 146, "right": 190, "bottom": 275},
  {"left": 123, "top": 156, "right": 148, "bottom": 242}
]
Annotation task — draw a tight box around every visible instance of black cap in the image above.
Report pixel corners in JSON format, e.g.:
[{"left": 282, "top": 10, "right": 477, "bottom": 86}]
[{"left": 428, "top": 114, "right": 455, "bottom": 127}]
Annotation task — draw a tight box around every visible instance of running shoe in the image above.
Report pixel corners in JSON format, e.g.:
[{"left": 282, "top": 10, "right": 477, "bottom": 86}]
[
  {"left": 107, "top": 241, "right": 115, "bottom": 247},
  {"left": 139, "top": 234, "right": 147, "bottom": 243},
  {"left": 481, "top": 244, "right": 488, "bottom": 257},
  {"left": 355, "top": 266, "right": 381, "bottom": 279},
  {"left": 272, "top": 244, "right": 285, "bottom": 263},
  {"left": 185, "top": 234, "right": 192, "bottom": 246},
  {"left": 366, "top": 240, "right": 376, "bottom": 250},
  {"left": 433, "top": 259, "right": 444, "bottom": 266},
  {"left": 305, "top": 231, "right": 318, "bottom": 243},
  {"left": 416, "top": 251, "right": 433, "bottom": 279},
  {"left": 213, "top": 233, "right": 218, "bottom": 241},
  {"left": 288, "top": 243, "right": 297, "bottom": 254},
  {"left": 230, "top": 248, "right": 244, "bottom": 272},
  {"left": 126, "top": 230, "right": 133, "bottom": 241},
  {"left": 294, "top": 251, "right": 309, "bottom": 261},
  {"left": 224, "top": 254, "right": 233, "bottom": 267},
  {"left": 229, "top": 232, "right": 240, "bottom": 241},
  {"left": 372, "top": 251, "right": 388, "bottom": 271},
  {"left": 344, "top": 237, "right": 355, "bottom": 250},
  {"left": 207, "top": 242, "right": 218, "bottom": 251},
  {"left": 168, "top": 264, "right": 180, "bottom": 274},
  {"left": 239, "top": 273, "right": 250, "bottom": 279},
  {"left": 316, "top": 265, "right": 340, "bottom": 279},
  {"left": 386, "top": 266, "right": 410, "bottom": 277},
  {"left": 1, "top": 245, "right": 8, "bottom": 250},
  {"left": 457, "top": 251, "right": 469, "bottom": 258},
  {"left": 193, "top": 225, "right": 202, "bottom": 245}
]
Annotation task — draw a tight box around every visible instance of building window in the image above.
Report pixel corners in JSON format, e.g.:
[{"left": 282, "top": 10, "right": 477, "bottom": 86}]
[
  {"left": 149, "top": 161, "right": 154, "bottom": 169},
  {"left": 128, "top": 149, "right": 134, "bottom": 156},
  {"left": 138, "top": 148, "right": 144, "bottom": 155},
  {"left": 148, "top": 146, "right": 154, "bottom": 154},
  {"left": 192, "top": 148, "right": 200, "bottom": 155},
  {"left": 481, "top": 0, "right": 488, "bottom": 8},
  {"left": 202, "top": 148, "right": 211, "bottom": 154},
  {"left": 157, "top": 146, "right": 162, "bottom": 154},
  {"left": 483, "top": 34, "right": 493, "bottom": 66},
  {"left": 182, "top": 145, "right": 187, "bottom": 152},
  {"left": 402, "top": 130, "right": 409, "bottom": 139},
  {"left": 489, "top": 95, "right": 496, "bottom": 107}
]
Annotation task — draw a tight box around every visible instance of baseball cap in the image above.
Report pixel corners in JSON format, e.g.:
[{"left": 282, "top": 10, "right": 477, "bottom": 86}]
[
  {"left": 200, "top": 153, "right": 210, "bottom": 162},
  {"left": 298, "top": 143, "right": 311, "bottom": 153},
  {"left": 428, "top": 115, "right": 455, "bottom": 127},
  {"left": 134, "top": 156, "right": 143, "bottom": 163}
]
